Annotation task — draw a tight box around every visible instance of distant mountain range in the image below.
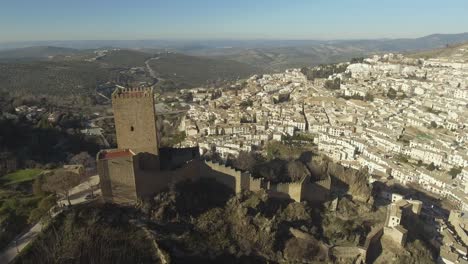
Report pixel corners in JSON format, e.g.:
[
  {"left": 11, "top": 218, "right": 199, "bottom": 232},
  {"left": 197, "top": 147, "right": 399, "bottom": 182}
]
[
  {"left": 0, "top": 46, "right": 80, "bottom": 60},
  {"left": 1, "top": 32, "right": 468, "bottom": 51},
  {"left": 1, "top": 32, "right": 467, "bottom": 70}
]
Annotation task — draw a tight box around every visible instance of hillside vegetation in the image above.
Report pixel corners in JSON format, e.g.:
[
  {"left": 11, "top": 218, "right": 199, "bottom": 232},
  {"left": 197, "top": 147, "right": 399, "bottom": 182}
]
[
  {"left": 0, "top": 61, "right": 110, "bottom": 96},
  {"left": 0, "top": 49, "right": 259, "bottom": 98},
  {"left": 146, "top": 53, "right": 260, "bottom": 89},
  {"left": 408, "top": 42, "right": 468, "bottom": 59},
  {"left": 14, "top": 203, "right": 158, "bottom": 264},
  {"left": 214, "top": 46, "right": 367, "bottom": 71},
  {"left": 96, "top": 49, "right": 152, "bottom": 68}
]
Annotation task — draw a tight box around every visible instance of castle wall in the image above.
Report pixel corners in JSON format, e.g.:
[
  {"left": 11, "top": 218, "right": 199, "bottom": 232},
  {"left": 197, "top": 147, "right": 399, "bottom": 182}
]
[
  {"left": 97, "top": 157, "right": 112, "bottom": 203},
  {"left": 449, "top": 211, "right": 468, "bottom": 246},
  {"left": 249, "top": 177, "right": 263, "bottom": 192},
  {"left": 302, "top": 175, "right": 331, "bottom": 203},
  {"left": 267, "top": 176, "right": 309, "bottom": 202},
  {"left": 112, "top": 88, "right": 159, "bottom": 155},
  {"left": 202, "top": 161, "right": 242, "bottom": 193},
  {"left": 289, "top": 182, "right": 303, "bottom": 202},
  {"left": 98, "top": 153, "right": 138, "bottom": 204},
  {"left": 363, "top": 226, "right": 384, "bottom": 263},
  {"left": 408, "top": 200, "right": 423, "bottom": 215},
  {"left": 331, "top": 246, "right": 366, "bottom": 263},
  {"left": 136, "top": 160, "right": 200, "bottom": 198},
  {"left": 383, "top": 226, "right": 407, "bottom": 246}
]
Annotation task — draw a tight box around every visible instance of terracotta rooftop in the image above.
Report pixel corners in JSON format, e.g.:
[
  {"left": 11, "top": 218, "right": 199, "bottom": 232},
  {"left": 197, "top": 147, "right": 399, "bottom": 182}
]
[{"left": 99, "top": 149, "right": 133, "bottom": 160}]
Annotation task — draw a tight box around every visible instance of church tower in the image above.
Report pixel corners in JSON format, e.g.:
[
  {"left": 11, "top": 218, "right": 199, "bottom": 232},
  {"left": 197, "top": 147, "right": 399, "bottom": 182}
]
[{"left": 111, "top": 87, "right": 159, "bottom": 155}]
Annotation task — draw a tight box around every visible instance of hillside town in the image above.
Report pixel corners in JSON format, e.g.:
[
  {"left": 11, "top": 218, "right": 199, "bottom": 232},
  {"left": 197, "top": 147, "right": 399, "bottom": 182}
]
[{"left": 166, "top": 50, "right": 468, "bottom": 212}]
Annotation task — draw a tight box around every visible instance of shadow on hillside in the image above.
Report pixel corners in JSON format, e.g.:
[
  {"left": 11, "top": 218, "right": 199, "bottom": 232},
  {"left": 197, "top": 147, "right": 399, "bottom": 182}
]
[
  {"left": 329, "top": 176, "right": 350, "bottom": 198},
  {"left": 366, "top": 237, "right": 383, "bottom": 264},
  {"left": 153, "top": 178, "right": 234, "bottom": 219}
]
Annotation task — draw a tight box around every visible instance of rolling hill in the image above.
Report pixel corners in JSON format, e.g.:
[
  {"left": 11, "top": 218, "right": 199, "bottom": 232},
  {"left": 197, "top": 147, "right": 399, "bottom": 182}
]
[
  {"left": 0, "top": 61, "right": 111, "bottom": 96},
  {"left": 95, "top": 49, "right": 153, "bottom": 68},
  {"left": 0, "top": 49, "right": 260, "bottom": 98},
  {"left": 408, "top": 42, "right": 468, "bottom": 60},
  {"left": 147, "top": 52, "right": 261, "bottom": 90}
]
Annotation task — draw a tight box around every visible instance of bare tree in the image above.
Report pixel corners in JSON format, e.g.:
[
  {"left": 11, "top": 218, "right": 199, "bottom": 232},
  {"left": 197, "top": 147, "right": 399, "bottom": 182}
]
[
  {"left": 43, "top": 169, "right": 84, "bottom": 206},
  {"left": 69, "top": 152, "right": 96, "bottom": 176},
  {"left": 286, "top": 160, "right": 310, "bottom": 182}
]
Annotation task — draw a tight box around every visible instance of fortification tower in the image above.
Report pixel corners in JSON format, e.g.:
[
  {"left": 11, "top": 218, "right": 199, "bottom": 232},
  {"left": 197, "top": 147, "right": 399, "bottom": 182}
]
[{"left": 112, "top": 87, "right": 159, "bottom": 155}]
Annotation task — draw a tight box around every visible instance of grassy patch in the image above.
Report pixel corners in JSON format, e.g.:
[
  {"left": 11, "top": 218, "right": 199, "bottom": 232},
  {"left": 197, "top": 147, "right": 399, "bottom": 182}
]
[
  {"left": 416, "top": 133, "right": 433, "bottom": 140},
  {"left": 0, "top": 193, "right": 44, "bottom": 249},
  {"left": 2, "top": 169, "right": 43, "bottom": 186}
]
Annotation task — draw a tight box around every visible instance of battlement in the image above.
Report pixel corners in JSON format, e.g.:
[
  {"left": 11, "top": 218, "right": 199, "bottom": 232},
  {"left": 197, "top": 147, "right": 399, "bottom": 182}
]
[
  {"left": 204, "top": 160, "right": 244, "bottom": 176},
  {"left": 315, "top": 174, "right": 332, "bottom": 188},
  {"left": 112, "top": 87, "right": 154, "bottom": 99},
  {"left": 203, "top": 160, "right": 316, "bottom": 202}
]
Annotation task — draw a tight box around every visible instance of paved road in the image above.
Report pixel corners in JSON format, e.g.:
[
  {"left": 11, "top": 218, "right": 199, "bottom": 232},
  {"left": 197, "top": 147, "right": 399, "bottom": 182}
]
[
  {"left": 0, "top": 176, "right": 100, "bottom": 264},
  {"left": 145, "top": 57, "right": 160, "bottom": 79}
]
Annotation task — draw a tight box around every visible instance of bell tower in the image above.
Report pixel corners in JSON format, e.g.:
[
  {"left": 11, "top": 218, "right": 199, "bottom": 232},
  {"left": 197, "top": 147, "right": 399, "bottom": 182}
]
[{"left": 111, "top": 87, "right": 159, "bottom": 155}]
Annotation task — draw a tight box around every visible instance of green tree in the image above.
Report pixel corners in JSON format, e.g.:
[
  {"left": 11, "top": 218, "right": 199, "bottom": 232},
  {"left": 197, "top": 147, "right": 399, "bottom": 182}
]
[
  {"left": 232, "top": 151, "right": 262, "bottom": 172},
  {"left": 364, "top": 92, "right": 374, "bottom": 102},
  {"left": 350, "top": 57, "right": 365, "bottom": 64},
  {"left": 387, "top": 88, "right": 397, "bottom": 99},
  {"left": 449, "top": 167, "right": 462, "bottom": 178},
  {"left": 324, "top": 78, "right": 341, "bottom": 90},
  {"left": 427, "top": 162, "right": 436, "bottom": 171}
]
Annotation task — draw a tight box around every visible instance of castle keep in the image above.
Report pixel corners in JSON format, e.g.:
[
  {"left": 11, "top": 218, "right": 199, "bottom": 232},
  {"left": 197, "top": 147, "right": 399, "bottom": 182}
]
[
  {"left": 97, "top": 87, "right": 330, "bottom": 205},
  {"left": 112, "top": 88, "right": 159, "bottom": 156}
]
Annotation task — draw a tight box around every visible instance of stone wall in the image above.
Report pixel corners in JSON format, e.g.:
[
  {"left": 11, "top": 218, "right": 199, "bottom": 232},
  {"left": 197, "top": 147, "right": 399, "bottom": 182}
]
[
  {"left": 202, "top": 161, "right": 330, "bottom": 203},
  {"left": 302, "top": 174, "right": 332, "bottom": 203},
  {"left": 363, "top": 226, "right": 384, "bottom": 263},
  {"left": 449, "top": 210, "right": 468, "bottom": 246},
  {"left": 383, "top": 226, "right": 407, "bottom": 247},
  {"left": 248, "top": 177, "right": 264, "bottom": 192},
  {"left": 202, "top": 160, "right": 243, "bottom": 193},
  {"left": 97, "top": 151, "right": 138, "bottom": 204},
  {"left": 331, "top": 246, "right": 366, "bottom": 263},
  {"left": 271, "top": 177, "right": 307, "bottom": 202},
  {"left": 136, "top": 160, "right": 201, "bottom": 198},
  {"left": 112, "top": 88, "right": 159, "bottom": 155},
  {"left": 99, "top": 153, "right": 331, "bottom": 205}
]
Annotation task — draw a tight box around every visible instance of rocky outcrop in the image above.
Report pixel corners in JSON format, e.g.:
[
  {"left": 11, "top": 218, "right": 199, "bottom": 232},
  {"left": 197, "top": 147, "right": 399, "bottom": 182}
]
[{"left": 310, "top": 155, "right": 373, "bottom": 203}]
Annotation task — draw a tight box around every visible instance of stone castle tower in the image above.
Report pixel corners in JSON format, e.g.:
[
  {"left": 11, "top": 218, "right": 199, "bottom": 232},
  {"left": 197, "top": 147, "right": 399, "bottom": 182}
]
[
  {"left": 112, "top": 87, "right": 159, "bottom": 155},
  {"left": 98, "top": 87, "right": 330, "bottom": 205}
]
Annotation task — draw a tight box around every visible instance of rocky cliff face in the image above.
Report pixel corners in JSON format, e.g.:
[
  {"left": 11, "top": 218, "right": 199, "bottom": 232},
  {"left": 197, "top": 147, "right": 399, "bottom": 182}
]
[
  {"left": 309, "top": 155, "right": 373, "bottom": 203},
  {"left": 144, "top": 180, "right": 330, "bottom": 263}
]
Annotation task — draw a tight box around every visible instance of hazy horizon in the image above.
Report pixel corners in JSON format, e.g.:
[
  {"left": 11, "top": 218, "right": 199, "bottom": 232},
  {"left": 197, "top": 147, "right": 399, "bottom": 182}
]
[{"left": 1, "top": 31, "right": 468, "bottom": 44}]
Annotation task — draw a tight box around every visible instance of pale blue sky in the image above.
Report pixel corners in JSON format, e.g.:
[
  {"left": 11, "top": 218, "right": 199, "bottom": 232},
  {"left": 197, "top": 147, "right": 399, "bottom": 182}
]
[{"left": 1, "top": 0, "right": 467, "bottom": 42}]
